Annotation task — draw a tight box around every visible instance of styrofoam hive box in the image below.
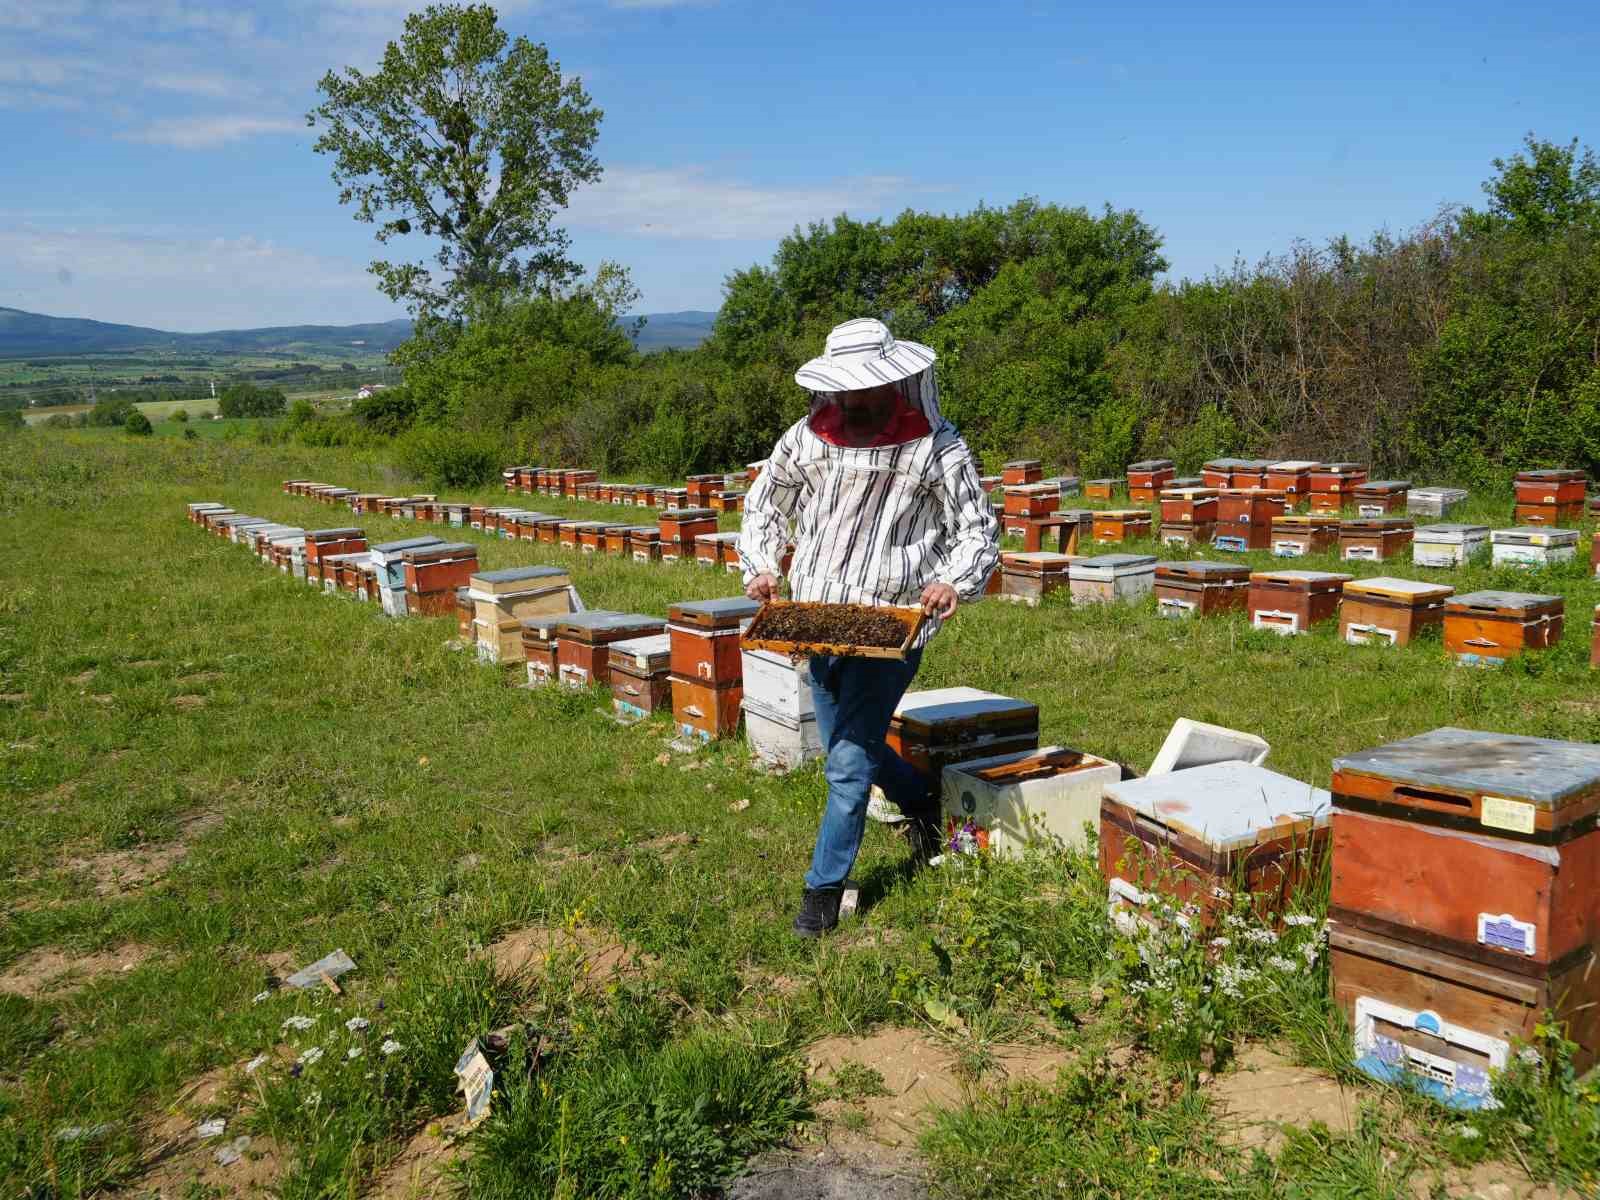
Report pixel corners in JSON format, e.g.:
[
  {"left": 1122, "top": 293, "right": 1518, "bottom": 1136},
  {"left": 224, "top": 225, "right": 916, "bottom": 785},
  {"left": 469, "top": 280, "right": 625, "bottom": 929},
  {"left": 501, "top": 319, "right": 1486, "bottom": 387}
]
[
  {"left": 1413, "top": 524, "right": 1488, "bottom": 568},
  {"left": 1491, "top": 527, "right": 1578, "bottom": 569},
  {"left": 1147, "top": 719, "right": 1269, "bottom": 777},
  {"left": 743, "top": 700, "right": 822, "bottom": 770},
  {"left": 740, "top": 648, "right": 814, "bottom": 722},
  {"left": 941, "top": 746, "right": 1119, "bottom": 857}
]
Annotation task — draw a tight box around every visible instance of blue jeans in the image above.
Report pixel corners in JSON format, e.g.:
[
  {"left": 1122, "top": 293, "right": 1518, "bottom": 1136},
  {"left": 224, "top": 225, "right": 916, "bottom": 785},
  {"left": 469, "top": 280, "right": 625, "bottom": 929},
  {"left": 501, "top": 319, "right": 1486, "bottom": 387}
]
[{"left": 804, "top": 649, "right": 928, "bottom": 889}]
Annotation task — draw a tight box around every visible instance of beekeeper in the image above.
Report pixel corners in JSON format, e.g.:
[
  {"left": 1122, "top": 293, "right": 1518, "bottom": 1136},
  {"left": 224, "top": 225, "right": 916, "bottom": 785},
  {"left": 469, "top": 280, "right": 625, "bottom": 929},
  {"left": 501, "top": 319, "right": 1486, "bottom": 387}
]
[{"left": 738, "top": 317, "right": 1000, "bottom": 938}]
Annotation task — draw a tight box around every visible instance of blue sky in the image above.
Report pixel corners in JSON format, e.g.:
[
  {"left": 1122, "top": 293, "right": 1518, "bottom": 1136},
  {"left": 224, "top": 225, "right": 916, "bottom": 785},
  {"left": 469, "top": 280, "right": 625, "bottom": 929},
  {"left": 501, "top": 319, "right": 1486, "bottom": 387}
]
[{"left": 1, "top": 0, "right": 1596, "bottom": 331}]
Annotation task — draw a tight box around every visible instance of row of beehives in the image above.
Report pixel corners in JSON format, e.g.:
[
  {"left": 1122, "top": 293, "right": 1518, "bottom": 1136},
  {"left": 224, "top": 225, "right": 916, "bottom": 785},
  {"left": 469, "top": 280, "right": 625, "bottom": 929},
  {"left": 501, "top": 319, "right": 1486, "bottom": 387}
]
[
  {"left": 941, "top": 715, "right": 1600, "bottom": 1113},
  {"left": 186, "top": 500, "right": 819, "bottom": 759},
  {"left": 498, "top": 465, "right": 751, "bottom": 515},
  {"left": 190, "top": 499, "right": 1596, "bottom": 1111},
  {"left": 280, "top": 478, "right": 754, "bottom": 571},
  {"left": 1001, "top": 457, "right": 1594, "bottom": 527},
  {"left": 996, "top": 554, "right": 1594, "bottom": 665}
]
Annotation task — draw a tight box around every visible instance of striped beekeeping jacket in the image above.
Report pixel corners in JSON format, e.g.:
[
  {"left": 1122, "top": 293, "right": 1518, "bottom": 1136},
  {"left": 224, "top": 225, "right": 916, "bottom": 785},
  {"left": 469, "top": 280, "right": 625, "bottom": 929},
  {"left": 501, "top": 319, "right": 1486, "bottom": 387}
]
[{"left": 737, "top": 417, "right": 1000, "bottom": 648}]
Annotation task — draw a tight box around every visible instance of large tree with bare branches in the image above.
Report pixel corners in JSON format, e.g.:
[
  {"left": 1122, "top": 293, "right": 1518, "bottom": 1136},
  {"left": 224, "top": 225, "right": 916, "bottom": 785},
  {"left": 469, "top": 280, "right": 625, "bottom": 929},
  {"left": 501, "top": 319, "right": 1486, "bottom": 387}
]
[{"left": 308, "top": 3, "right": 602, "bottom": 321}]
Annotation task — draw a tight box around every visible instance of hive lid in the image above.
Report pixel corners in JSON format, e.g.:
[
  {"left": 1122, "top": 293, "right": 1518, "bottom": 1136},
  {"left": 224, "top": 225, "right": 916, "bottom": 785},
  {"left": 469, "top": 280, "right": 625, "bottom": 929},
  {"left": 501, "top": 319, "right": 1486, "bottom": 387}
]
[
  {"left": 1410, "top": 487, "right": 1469, "bottom": 500},
  {"left": 1491, "top": 527, "right": 1579, "bottom": 546},
  {"left": 402, "top": 541, "right": 477, "bottom": 559},
  {"left": 1273, "top": 514, "right": 1339, "bottom": 527},
  {"left": 1096, "top": 508, "right": 1151, "bottom": 519},
  {"left": 1160, "top": 487, "right": 1217, "bottom": 499},
  {"left": 1415, "top": 523, "right": 1489, "bottom": 536},
  {"left": 1007, "top": 483, "right": 1059, "bottom": 495},
  {"left": 669, "top": 597, "right": 761, "bottom": 626},
  {"left": 1073, "top": 553, "right": 1157, "bottom": 570},
  {"left": 1170, "top": 476, "right": 1204, "bottom": 488},
  {"left": 1251, "top": 569, "right": 1353, "bottom": 584},
  {"left": 1219, "top": 486, "right": 1288, "bottom": 498},
  {"left": 1203, "top": 457, "right": 1248, "bottom": 469},
  {"left": 627, "top": 525, "right": 662, "bottom": 536},
  {"left": 473, "top": 565, "right": 568, "bottom": 586},
  {"left": 695, "top": 531, "right": 742, "bottom": 543},
  {"left": 1003, "top": 552, "right": 1074, "bottom": 567},
  {"left": 1128, "top": 458, "right": 1175, "bottom": 471},
  {"left": 1342, "top": 517, "right": 1413, "bottom": 530},
  {"left": 1236, "top": 459, "right": 1277, "bottom": 470},
  {"left": 1317, "top": 462, "right": 1367, "bottom": 472},
  {"left": 321, "top": 552, "right": 370, "bottom": 565},
  {"left": 1515, "top": 468, "right": 1585, "bottom": 481},
  {"left": 1055, "top": 508, "right": 1096, "bottom": 522},
  {"left": 1155, "top": 560, "right": 1249, "bottom": 579},
  {"left": 1333, "top": 727, "right": 1600, "bottom": 808},
  {"left": 1448, "top": 589, "right": 1562, "bottom": 612},
  {"left": 555, "top": 612, "right": 665, "bottom": 639},
  {"left": 609, "top": 633, "right": 672, "bottom": 664},
  {"left": 1003, "top": 459, "right": 1042, "bottom": 469},
  {"left": 1343, "top": 577, "right": 1454, "bottom": 601},
  {"left": 660, "top": 506, "right": 717, "bottom": 520},
  {"left": 370, "top": 536, "right": 445, "bottom": 557},
  {"left": 309, "top": 527, "right": 364, "bottom": 540},
  {"left": 1269, "top": 460, "right": 1321, "bottom": 471},
  {"left": 1104, "top": 762, "right": 1331, "bottom": 850},
  {"left": 891, "top": 687, "right": 1039, "bottom": 732},
  {"left": 1357, "top": 479, "right": 1412, "bottom": 491}
]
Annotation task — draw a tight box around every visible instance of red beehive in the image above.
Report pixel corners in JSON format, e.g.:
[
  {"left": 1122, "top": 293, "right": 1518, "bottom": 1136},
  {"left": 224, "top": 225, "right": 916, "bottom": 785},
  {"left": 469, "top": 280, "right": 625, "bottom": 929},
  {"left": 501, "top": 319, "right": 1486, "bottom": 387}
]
[
  {"left": 402, "top": 542, "right": 480, "bottom": 616},
  {"left": 668, "top": 598, "right": 759, "bottom": 686},
  {"left": 1126, "top": 458, "right": 1175, "bottom": 502},
  {"left": 1159, "top": 487, "right": 1218, "bottom": 524},
  {"left": 1309, "top": 463, "right": 1369, "bottom": 513},
  {"left": 1213, "top": 488, "right": 1288, "bottom": 551},
  {"left": 1265, "top": 461, "right": 1319, "bottom": 506},
  {"left": 658, "top": 508, "right": 718, "bottom": 563},
  {"left": 555, "top": 613, "right": 665, "bottom": 689},
  {"left": 1515, "top": 469, "right": 1587, "bottom": 506},
  {"left": 1003, "top": 484, "right": 1058, "bottom": 518},
  {"left": 1002, "top": 459, "right": 1043, "bottom": 486}
]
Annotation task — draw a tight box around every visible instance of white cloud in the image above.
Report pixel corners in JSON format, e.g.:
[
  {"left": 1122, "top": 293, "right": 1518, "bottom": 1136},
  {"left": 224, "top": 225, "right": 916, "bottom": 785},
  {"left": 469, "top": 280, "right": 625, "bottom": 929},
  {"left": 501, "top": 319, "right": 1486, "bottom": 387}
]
[
  {"left": 119, "top": 114, "right": 302, "bottom": 148},
  {"left": 567, "top": 165, "right": 920, "bottom": 241},
  {"left": 0, "top": 222, "right": 392, "bottom": 329}
]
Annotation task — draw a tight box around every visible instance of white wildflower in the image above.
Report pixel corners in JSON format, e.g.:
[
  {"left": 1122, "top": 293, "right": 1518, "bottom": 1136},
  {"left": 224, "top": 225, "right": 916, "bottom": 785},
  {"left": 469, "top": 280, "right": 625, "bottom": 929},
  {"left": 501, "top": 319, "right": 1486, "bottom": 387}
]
[
  {"left": 1283, "top": 914, "right": 1317, "bottom": 927},
  {"left": 1209, "top": 937, "right": 1230, "bottom": 949},
  {"left": 303, "top": 1088, "right": 321, "bottom": 1109},
  {"left": 381, "top": 1039, "right": 402, "bottom": 1056},
  {"left": 1243, "top": 927, "right": 1278, "bottom": 945},
  {"left": 1223, "top": 914, "right": 1247, "bottom": 929},
  {"left": 281, "top": 1015, "right": 316, "bottom": 1032},
  {"left": 244, "top": 1054, "right": 269, "bottom": 1074},
  {"left": 252, "top": 991, "right": 271, "bottom": 1004},
  {"left": 347, "top": 1046, "right": 363, "bottom": 1060},
  {"left": 345, "top": 1017, "right": 370, "bottom": 1033},
  {"left": 1456, "top": 1125, "right": 1481, "bottom": 1140},
  {"left": 1300, "top": 941, "right": 1320, "bottom": 966},
  {"left": 299, "top": 1046, "right": 324, "bottom": 1066},
  {"left": 1266, "top": 955, "right": 1298, "bottom": 973}
]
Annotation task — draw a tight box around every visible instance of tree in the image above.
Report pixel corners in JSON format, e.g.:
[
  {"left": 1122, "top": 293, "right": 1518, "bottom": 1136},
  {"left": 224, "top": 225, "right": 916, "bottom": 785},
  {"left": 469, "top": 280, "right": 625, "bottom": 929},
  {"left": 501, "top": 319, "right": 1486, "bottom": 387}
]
[
  {"left": 172, "top": 408, "right": 189, "bottom": 423},
  {"left": 308, "top": 3, "right": 603, "bottom": 320},
  {"left": 124, "top": 410, "right": 153, "bottom": 436},
  {"left": 218, "top": 382, "right": 288, "bottom": 418},
  {"left": 0, "top": 408, "right": 25, "bottom": 432}
]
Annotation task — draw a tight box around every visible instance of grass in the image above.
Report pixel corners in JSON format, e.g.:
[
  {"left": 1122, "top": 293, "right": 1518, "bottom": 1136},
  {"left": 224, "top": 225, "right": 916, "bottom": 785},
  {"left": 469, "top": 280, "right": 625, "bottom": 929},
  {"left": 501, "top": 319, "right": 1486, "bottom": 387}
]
[{"left": 1, "top": 430, "right": 1598, "bottom": 1197}]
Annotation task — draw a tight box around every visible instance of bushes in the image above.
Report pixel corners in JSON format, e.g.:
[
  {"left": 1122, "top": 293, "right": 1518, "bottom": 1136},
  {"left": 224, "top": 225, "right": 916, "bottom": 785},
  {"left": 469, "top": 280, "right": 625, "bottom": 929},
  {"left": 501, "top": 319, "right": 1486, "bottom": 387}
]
[
  {"left": 123, "top": 411, "right": 153, "bottom": 436},
  {"left": 395, "top": 425, "right": 503, "bottom": 488}
]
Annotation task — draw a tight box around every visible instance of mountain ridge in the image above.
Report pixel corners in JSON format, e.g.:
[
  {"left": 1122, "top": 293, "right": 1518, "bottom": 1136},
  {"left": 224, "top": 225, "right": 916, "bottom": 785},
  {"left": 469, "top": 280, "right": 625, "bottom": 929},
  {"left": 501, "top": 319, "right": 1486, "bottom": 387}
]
[{"left": 0, "top": 306, "right": 719, "bottom": 358}]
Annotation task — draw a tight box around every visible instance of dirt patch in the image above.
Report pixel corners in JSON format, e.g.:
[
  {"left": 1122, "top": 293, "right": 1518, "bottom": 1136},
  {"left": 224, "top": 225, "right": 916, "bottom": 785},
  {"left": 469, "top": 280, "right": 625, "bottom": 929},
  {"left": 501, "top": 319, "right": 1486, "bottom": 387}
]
[
  {"left": 1409, "top": 1162, "right": 1578, "bottom": 1199},
  {"left": 484, "top": 924, "right": 651, "bottom": 988},
  {"left": 135, "top": 1129, "right": 285, "bottom": 1199},
  {"left": 371, "top": 1117, "right": 468, "bottom": 1199},
  {"left": 1204, "top": 1044, "right": 1355, "bottom": 1153},
  {"left": 180, "top": 810, "right": 224, "bottom": 839},
  {"left": 171, "top": 695, "right": 207, "bottom": 711},
  {"left": 0, "top": 943, "right": 155, "bottom": 998},
  {"left": 178, "top": 671, "right": 224, "bottom": 686},
  {"left": 65, "top": 842, "right": 187, "bottom": 896},
  {"left": 69, "top": 669, "right": 97, "bottom": 686},
  {"left": 806, "top": 1028, "right": 1075, "bottom": 1149},
  {"left": 127, "top": 660, "right": 161, "bottom": 669},
  {"left": 729, "top": 1145, "right": 927, "bottom": 1200},
  {"left": 91, "top": 693, "right": 115, "bottom": 705},
  {"left": 637, "top": 831, "right": 697, "bottom": 854},
  {"left": 0, "top": 693, "right": 25, "bottom": 704}
]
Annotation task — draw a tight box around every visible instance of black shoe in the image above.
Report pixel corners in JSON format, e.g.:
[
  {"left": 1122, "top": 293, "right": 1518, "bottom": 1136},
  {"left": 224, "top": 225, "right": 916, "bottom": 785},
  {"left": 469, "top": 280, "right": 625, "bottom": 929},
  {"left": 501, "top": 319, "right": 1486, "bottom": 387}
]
[{"left": 793, "top": 886, "right": 843, "bottom": 938}]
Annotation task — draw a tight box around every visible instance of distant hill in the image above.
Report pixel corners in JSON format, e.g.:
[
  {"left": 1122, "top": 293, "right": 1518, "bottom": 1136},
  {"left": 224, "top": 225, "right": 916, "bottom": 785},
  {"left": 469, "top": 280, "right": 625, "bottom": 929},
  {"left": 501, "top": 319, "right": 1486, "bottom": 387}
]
[
  {"left": 630, "top": 310, "right": 717, "bottom": 353},
  {"left": 0, "top": 305, "right": 719, "bottom": 358}
]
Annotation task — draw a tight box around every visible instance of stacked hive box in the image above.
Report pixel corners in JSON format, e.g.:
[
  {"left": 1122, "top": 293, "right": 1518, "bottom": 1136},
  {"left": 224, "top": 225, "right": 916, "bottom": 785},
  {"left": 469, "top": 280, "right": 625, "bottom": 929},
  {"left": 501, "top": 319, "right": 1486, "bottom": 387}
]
[
  {"left": 305, "top": 528, "right": 367, "bottom": 587},
  {"left": 1002, "top": 459, "right": 1042, "bottom": 486},
  {"left": 999, "top": 552, "right": 1074, "bottom": 605},
  {"left": 1154, "top": 561, "right": 1249, "bottom": 618},
  {"left": 609, "top": 634, "right": 673, "bottom": 721},
  {"left": 1091, "top": 510, "right": 1152, "bottom": 545},
  {"left": 1514, "top": 469, "right": 1586, "bottom": 527},
  {"left": 1309, "top": 463, "right": 1369, "bottom": 513},
  {"left": 1069, "top": 554, "right": 1156, "bottom": 604},
  {"left": 1215, "top": 488, "right": 1288, "bottom": 552},
  {"left": 370, "top": 536, "right": 445, "bottom": 616},
  {"left": 1355, "top": 480, "right": 1411, "bottom": 516},
  {"left": 658, "top": 508, "right": 718, "bottom": 564},
  {"left": 1266, "top": 461, "right": 1319, "bottom": 508},
  {"left": 685, "top": 473, "right": 725, "bottom": 506},
  {"left": 1491, "top": 527, "right": 1577, "bottom": 569},
  {"left": 1201, "top": 458, "right": 1246, "bottom": 488},
  {"left": 1247, "top": 569, "right": 1351, "bottom": 635},
  {"left": 742, "top": 648, "right": 820, "bottom": 769},
  {"left": 1271, "top": 514, "right": 1340, "bottom": 557},
  {"left": 1158, "top": 487, "right": 1217, "bottom": 546},
  {"left": 1229, "top": 460, "right": 1274, "bottom": 489},
  {"left": 1339, "top": 578, "right": 1453, "bottom": 646},
  {"left": 1102, "top": 762, "right": 1331, "bottom": 929},
  {"left": 470, "top": 566, "right": 576, "bottom": 665},
  {"left": 1444, "top": 591, "right": 1564, "bottom": 666},
  {"left": 626, "top": 526, "right": 663, "bottom": 562},
  {"left": 669, "top": 598, "right": 759, "bottom": 742},
  {"left": 1126, "top": 458, "right": 1175, "bottom": 503},
  {"left": 1340, "top": 517, "right": 1413, "bottom": 562},
  {"left": 1409, "top": 488, "right": 1469, "bottom": 519},
  {"left": 402, "top": 542, "right": 479, "bottom": 617},
  {"left": 1413, "top": 524, "right": 1489, "bottom": 568},
  {"left": 520, "top": 614, "right": 567, "bottom": 686},
  {"left": 1330, "top": 729, "right": 1600, "bottom": 1105},
  {"left": 887, "top": 688, "right": 1041, "bottom": 805},
  {"left": 1084, "top": 478, "right": 1118, "bottom": 500},
  {"left": 942, "top": 747, "right": 1120, "bottom": 857},
  {"left": 556, "top": 613, "right": 664, "bottom": 689}
]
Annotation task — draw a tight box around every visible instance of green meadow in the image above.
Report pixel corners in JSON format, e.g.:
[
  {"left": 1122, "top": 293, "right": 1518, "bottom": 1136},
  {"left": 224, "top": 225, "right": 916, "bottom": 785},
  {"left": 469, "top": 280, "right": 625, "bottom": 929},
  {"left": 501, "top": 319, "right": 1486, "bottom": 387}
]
[{"left": 2, "top": 430, "right": 1597, "bottom": 1198}]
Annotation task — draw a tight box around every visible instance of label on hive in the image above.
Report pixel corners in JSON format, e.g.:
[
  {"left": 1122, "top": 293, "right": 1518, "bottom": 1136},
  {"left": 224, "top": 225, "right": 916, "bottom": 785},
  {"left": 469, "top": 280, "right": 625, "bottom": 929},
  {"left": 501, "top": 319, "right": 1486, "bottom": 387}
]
[
  {"left": 1480, "top": 796, "right": 1536, "bottom": 835},
  {"left": 1252, "top": 609, "right": 1300, "bottom": 635},
  {"left": 1157, "top": 597, "right": 1196, "bottom": 618},
  {"left": 1478, "top": 913, "right": 1536, "bottom": 957},
  {"left": 1344, "top": 545, "right": 1378, "bottom": 560},
  {"left": 1214, "top": 535, "right": 1247, "bottom": 552},
  {"left": 1272, "top": 540, "right": 1305, "bottom": 557},
  {"left": 1345, "top": 623, "right": 1398, "bottom": 646},
  {"left": 1353, "top": 997, "right": 1503, "bottom": 1109},
  {"left": 1357, "top": 504, "right": 1384, "bottom": 517}
]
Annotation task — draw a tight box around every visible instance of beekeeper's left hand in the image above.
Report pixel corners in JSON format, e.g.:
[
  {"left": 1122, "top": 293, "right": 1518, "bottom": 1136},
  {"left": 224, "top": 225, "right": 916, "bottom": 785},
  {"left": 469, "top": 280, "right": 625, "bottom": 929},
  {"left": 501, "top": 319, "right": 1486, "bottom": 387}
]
[{"left": 920, "top": 582, "right": 958, "bottom": 618}]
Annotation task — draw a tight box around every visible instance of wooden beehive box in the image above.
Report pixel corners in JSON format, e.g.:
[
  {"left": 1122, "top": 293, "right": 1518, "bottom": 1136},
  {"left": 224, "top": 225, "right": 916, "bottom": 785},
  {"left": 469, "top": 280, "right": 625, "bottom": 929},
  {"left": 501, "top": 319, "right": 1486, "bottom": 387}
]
[
  {"left": 1069, "top": 554, "right": 1156, "bottom": 604},
  {"left": 1271, "top": 513, "right": 1340, "bottom": 557},
  {"left": 1201, "top": 458, "right": 1245, "bottom": 489},
  {"left": 1340, "top": 517, "right": 1413, "bottom": 562},
  {"left": 1154, "top": 560, "right": 1249, "bottom": 618},
  {"left": 556, "top": 612, "right": 665, "bottom": 689},
  {"left": 1309, "top": 463, "right": 1369, "bottom": 512},
  {"left": 1101, "top": 762, "right": 1331, "bottom": 924},
  {"left": 1490, "top": 526, "right": 1578, "bottom": 569},
  {"left": 1159, "top": 520, "right": 1216, "bottom": 547},
  {"left": 1004, "top": 484, "right": 1059, "bottom": 518},
  {"left": 999, "top": 551, "right": 1074, "bottom": 606},
  {"left": 1229, "top": 459, "right": 1274, "bottom": 489},
  {"left": 1265, "top": 460, "right": 1319, "bottom": 505},
  {"left": 609, "top": 633, "right": 673, "bottom": 721},
  {"left": 888, "top": 687, "right": 1041, "bottom": 800},
  {"left": 1126, "top": 458, "right": 1175, "bottom": 502},
  {"left": 1339, "top": 577, "right": 1452, "bottom": 646},
  {"left": 658, "top": 507, "right": 718, "bottom": 562},
  {"left": 402, "top": 542, "right": 480, "bottom": 615},
  {"left": 1413, "top": 523, "right": 1489, "bottom": 568},
  {"left": 942, "top": 746, "right": 1121, "bottom": 858},
  {"left": 1247, "top": 569, "right": 1351, "bottom": 635},
  {"left": 1159, "top": 487, "right": 1218, "bottom": 524},
  {"left": 1514, "top": 469, "right": 1587, "bottom": 506},
  {"left": 1084, "top": 478, "right": 1119, "bottom": 500},
  {"left": 669, "top": 597, "right": 760, "bottom": 686},
  {"left": 1092, "top": 509, "right": 1152, "bottom": 545},
  {"left": 1002, "top": 459, "right": 1043, "bottom": 486},
  {"left": 1443, "top": 590, "right": 1564, "bottom": 665},
  {"left": 1354, "top": 480, "right": 1412, "bottom": 516},
  {"left": 741, "top": 601, "right": 925, "bottom": 661}
]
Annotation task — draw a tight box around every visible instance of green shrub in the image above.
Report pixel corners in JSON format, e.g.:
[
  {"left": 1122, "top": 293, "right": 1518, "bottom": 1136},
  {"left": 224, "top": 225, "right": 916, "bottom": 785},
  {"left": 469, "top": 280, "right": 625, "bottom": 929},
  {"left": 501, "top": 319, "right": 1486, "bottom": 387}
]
[
  {"left": 395, "top": 425, "right": 503, "bottom": 488},
  {"left": 123, "top": 411, "right": 153, "bottom": 436},
  {"left": 171, "top": 408, "right": 189, "bottom": 423}
]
